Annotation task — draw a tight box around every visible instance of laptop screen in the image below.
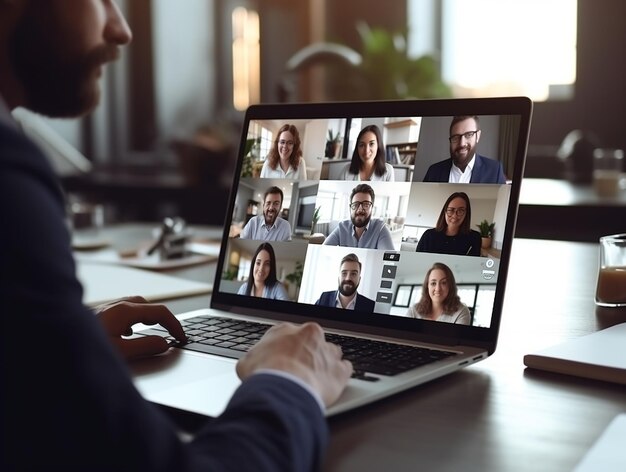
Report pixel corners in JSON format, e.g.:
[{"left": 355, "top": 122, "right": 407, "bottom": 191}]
[{"left": 211, "top": 98, "right": 532, "bottom": 350}]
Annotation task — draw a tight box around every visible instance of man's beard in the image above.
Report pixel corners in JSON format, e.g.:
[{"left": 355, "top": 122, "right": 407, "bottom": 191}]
[
  {"left": 10, "top": 11, "right": 119, "bottom": 118},
  {"left": 451, "top": 143, "right": 475, "bottom": 166},
  {"left": 338, "top": 280, "right": 358, "bottom": 297},
  {"left": 351, "top": 211, "right": 371, "bottom": 229},
  {"left": 264, "top": 209, "right": 278, "bottom": 226}
]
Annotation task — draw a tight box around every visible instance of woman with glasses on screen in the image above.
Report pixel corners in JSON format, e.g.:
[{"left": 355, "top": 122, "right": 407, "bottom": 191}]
[
  {"left": 416, "top": 192, "right": 481, "bottom": 256},
  {"left": 260, "top": 124, "right": 308, "bottom": 179},
  {"left": 406, "top": 262, "right": 470, "bottom": 325},
  {"left": 237, "top": 242, "right": 290, "bottom": 300},
  {"left": 339, "top": 125, "right": 394, "bottom": 182}
]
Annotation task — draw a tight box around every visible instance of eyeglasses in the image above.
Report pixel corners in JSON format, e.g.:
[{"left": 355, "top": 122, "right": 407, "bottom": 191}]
[
  {"left": 278, "top": 140, "right": 294, "bottom": 147},
  {"left": 349, "top": 201, "right": 373, "bottom": 211},
  {"left": 445, "top": 207, "right": 466, "bottom": 216},
  {"left": 449, "top": 130, "right": 478, "bottom": 143}
]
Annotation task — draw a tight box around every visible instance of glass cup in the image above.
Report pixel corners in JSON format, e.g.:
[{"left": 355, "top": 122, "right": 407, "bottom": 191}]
[
  {"left": 592, "top": 148, "right": 624, "bottom": 198},
  {"left": 595, "top": 233, "right": 626, "bottom": 307},
  {"left": 68, "top": 202, "right": 107, "bottom": 249}
]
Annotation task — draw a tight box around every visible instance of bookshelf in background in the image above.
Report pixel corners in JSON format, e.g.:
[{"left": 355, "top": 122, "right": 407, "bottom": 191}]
[{"left": 386, "top": 142, "right": 417, "bottom": 165}]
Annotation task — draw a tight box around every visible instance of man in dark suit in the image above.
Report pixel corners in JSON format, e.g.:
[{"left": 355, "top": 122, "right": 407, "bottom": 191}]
[
  {"left": 316, "top": 253, "right": 376, "bottom": 312},
  {"left": 423, "top": 115, "right": 506, "bottom": 184},
  {"left": 1, "top": 2, "right": 351, "bottom": 471}
]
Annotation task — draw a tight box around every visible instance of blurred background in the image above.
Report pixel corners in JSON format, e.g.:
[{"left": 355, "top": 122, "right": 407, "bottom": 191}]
[{"left": 17, "top": 0, "right": 625, "bottom": 229}]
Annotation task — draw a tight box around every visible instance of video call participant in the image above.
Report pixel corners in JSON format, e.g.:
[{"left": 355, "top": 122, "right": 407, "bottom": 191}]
[
  {"left": 323, "top": 183, "right": 394, "bottom": 250},
  {"left": 416, "top": 192, "right": 481, "bottom": 256},
  {"left": 260, "top": 123, "right": 308, "bottom": 179},
  {"left": 406, "top": 262, "right": 471, "bottom": 325},
  {"left": 1, "top": 2, "right": 351, "bottom": 470},
  {"left": 237, "top": 242, "right": 290, "bottom": 300},
  {"left": 240, "top": 186, "right": 292, "bottom": 241},
  {"left": 339, "top": 124, "right": 394, "bottom": 181},
  {"left": 423, "top": 115, "right": 506, "bottom": 184},
  {"left": 315, "top": 253, "right": 375, "bottom": 311}
]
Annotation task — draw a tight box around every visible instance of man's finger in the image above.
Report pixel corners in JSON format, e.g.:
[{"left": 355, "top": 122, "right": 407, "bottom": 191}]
[
  {"left": 112, "top": 335, "right": 170, "bottom": 360},
  {"left": 109, "top": 303, "right": 187, "bottom": 342}
]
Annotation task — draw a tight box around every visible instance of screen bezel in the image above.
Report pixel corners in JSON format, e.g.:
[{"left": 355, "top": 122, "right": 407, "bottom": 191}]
[{"left": 210, "top": 97, "right": 532, "bottom": 354}]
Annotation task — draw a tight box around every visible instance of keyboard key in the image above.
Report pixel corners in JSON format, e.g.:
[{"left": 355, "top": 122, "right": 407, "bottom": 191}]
[{"left": 171, "top": 316, "right": 457, "bottom": 377}]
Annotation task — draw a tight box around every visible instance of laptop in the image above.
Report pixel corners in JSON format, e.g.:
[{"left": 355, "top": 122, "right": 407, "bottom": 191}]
[{"left": 132, "top": 97, "right": 533, "bottom": 417}]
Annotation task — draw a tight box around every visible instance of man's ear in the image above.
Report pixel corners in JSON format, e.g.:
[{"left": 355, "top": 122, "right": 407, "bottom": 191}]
[{"left": 476, "top": 129, "right": 481, "bottom": 143}]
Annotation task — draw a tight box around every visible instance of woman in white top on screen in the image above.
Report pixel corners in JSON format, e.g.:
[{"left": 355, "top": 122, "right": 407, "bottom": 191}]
[
  {"left": 237, "top": 242, "right": 290, "bottom": 300},
  {"left": 260, "top": 124, "right": 307, "bottom": 179},
  {"left": 406, "top": 262, "right": 471, "bottom": 325},
  {"left": 339, "top": 124, "right": 394, "bottom": 181}
]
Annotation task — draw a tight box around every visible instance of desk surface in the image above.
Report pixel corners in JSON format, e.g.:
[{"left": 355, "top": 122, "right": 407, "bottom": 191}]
[
  {"left": 516, "top": 178, "right": 626, "bottom": 241},
  {"left": 96, "top": 224, "right": 626, "bottom": 472}
]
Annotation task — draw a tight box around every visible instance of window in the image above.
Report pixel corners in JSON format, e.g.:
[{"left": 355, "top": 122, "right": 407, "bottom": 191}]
[
  {"left": 232, "top": 7, "right": 260, "bottom": 110},
  {"left": 408, "top": 0, "right": 577, "bottom": 101}
]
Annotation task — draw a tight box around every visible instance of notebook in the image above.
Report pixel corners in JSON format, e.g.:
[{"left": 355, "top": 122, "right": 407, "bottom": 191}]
[
  {"left": 131, "top": 97, "right": 533, "bottom": 417},
  {"left": 523, "top": 322, "right": 626, "bottom": 384}
]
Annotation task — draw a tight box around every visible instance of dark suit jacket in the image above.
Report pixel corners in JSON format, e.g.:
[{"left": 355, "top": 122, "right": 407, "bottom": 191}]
[
  {"left": 1, "top": 120, "right": 327, "bottom": 472},
  {"left": 316, "top": 290, "right": 376, "bottom": 312},
  {"left": 423, "top": 154, "right": 506, "bottom": 183}
]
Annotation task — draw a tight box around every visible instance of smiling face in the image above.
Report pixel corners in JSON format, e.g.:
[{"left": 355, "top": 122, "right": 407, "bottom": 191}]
[
  {"left": 8, "top": 0, "right": 132, "bottom": 117},
  {"left": 277, "top": 130, "right": 295, "bottom": 161},
  {"left": 263, "top": 192, "right": 282, "bottom": 226},
  {"left": 350, "top": 192, "right": 373, "bottom": 228},
  {"left": 253, "top": 249, "right": 271, "bottom": 286},
  {"left": 449, "top": 117, "right": 480, "bottom": 169},
  {"left": 357, "top": 131, "right": 378, "bottom": 166},
  {"left": 338, "top": 261, "right": 361, "bottom": 297},
  {"left": 428, "top": 269, "right": 449, "bottom": 305},
  {"left": 444, "top": 197, "right": 467, "bottom": 235}
]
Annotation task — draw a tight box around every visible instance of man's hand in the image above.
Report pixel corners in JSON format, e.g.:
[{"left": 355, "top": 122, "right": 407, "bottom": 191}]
[
  {"left": 236, "top": 322, "right": 353, "bottom": 407},
  {"left": 95, "top": 296, "right": 187, "bottom": 361}
]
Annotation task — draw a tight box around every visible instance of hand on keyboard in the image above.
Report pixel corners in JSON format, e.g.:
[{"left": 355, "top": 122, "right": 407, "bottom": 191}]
[
  {"left": 95, "top": 296, "right": 188, "bottom": 361},
  {"left": 237, "top": 322, "right": 353, "bottom": 408}
]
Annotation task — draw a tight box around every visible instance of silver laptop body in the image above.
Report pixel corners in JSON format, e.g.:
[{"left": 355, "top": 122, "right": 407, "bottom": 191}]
[{"left": 132, "top": 97, "right": 532, "bottom": 417}]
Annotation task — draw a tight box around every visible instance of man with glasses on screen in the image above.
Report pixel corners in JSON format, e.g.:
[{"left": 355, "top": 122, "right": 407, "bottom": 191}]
[
  {"left": 323, "top": 183, "right": 394, "bottom": 250},
  {"left": 423, "top": 115, "right": 506, "bottom": 184}
]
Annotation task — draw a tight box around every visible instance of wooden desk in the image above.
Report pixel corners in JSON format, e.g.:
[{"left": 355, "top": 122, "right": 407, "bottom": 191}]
[
  {"left": 517, "top": 178, "right": 626, "bottom": 241},
  {"left": 99, "top": 225, "right": 626, "bottom": 471},
  {"left": 323, "top": 238, "right": 626, "bottom": 472}
]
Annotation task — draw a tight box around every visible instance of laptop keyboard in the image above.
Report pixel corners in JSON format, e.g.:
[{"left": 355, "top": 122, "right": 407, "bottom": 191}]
[{"left": 143, "top": 315, "right": 458, "bottom": 382}]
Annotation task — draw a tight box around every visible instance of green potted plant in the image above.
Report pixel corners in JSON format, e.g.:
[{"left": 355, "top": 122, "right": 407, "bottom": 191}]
[
  {"left": 476, "top": 220, "right": 495, "bottom": 249},
  {"left": 326, "top": 22, "right": 452, "bottom": 101},
  {"left": 325, "top": 130, "right": 342, "bottom": 158},
  {"left": 284, "top": 261, "right": 304, "bottom": 299},
  {"left": 310, "top": 206, "right": 321, "bottom": 234},
  {"left": 240, "top": 137, "right": 260, "bottom": 178}
]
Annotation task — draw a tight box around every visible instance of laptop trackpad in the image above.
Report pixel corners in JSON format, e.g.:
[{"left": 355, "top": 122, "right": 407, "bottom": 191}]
[{"left": 132, "top": 351, "right": 241, "bottom": 418}]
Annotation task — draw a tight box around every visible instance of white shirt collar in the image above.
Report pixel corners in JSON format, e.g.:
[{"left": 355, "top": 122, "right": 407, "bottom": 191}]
[
  {"left": 449, "top": 154, "right": 475, "bottom": 183},
  {"left": 335, "top": 291, "right": 357, "bottom": 310}
]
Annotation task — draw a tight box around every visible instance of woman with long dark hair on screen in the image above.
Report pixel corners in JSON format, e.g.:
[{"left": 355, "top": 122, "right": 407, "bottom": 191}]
[
  {"left": 406, "top": 262, "right": 470, "bottom": 325},
  {"left": 416, "top": 191, "right": 481, "bottom": 256},
  {"left": 237, "top": 242, "right": 290, "bottom": 300},
  {"left": 260, "top": 123, "right": 307, "bottom": 179},
  {"left": 339, "top": 124, "right": 394, "bottom": 181}
]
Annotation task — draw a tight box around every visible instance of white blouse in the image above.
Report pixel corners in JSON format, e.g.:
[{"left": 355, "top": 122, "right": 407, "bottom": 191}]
[
  {"left": 338, "top": 162, "right": 394, "bottom": 181},
  {"left": 260, "top": 158, "right": 307, "bottom": 180}
]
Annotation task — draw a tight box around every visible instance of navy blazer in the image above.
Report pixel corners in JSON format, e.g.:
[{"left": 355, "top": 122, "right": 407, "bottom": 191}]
[
  {"left": 1, "top": 120, "right": 327, "bottom": 472},
  {"left": 423, "top": 154, "right": 506, "bottom": 183},
  {"left": 315, "top": 290, "right": 376, "bottom": 312}
]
